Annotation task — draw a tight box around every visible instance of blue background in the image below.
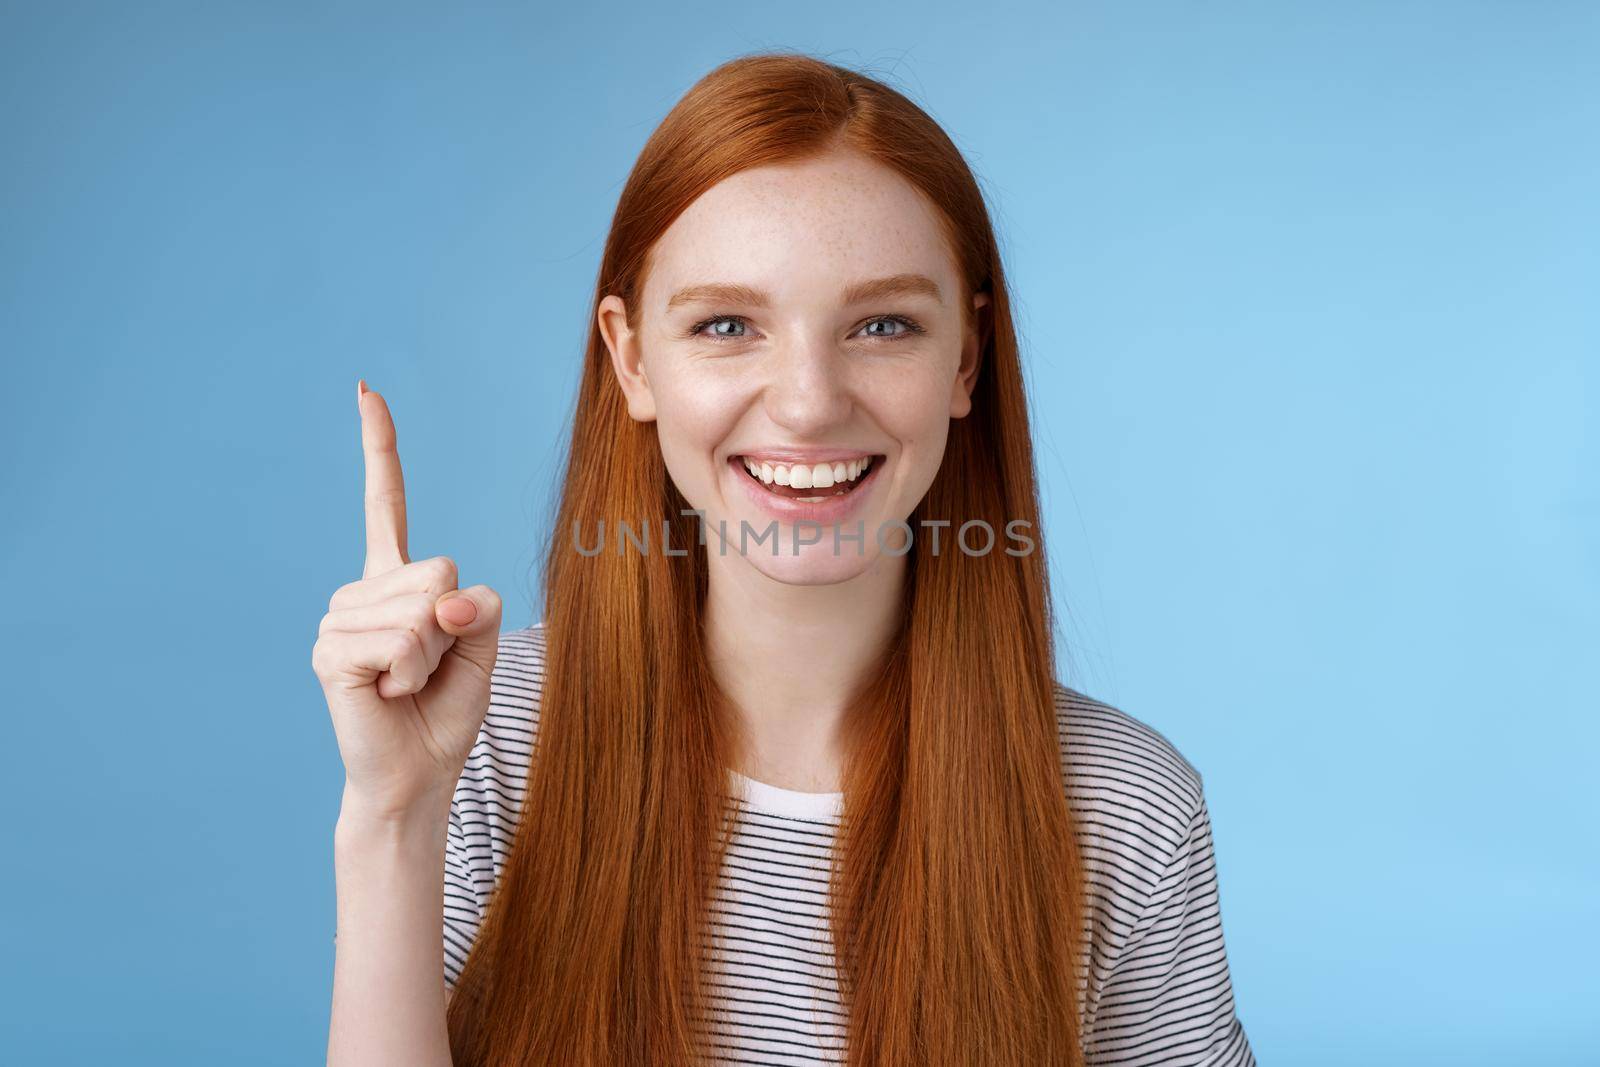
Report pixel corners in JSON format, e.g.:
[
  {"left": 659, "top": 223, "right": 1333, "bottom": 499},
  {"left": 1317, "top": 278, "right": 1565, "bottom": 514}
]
[{"left": 2, "top": 2, "right": 1595, "bottom": 1063}]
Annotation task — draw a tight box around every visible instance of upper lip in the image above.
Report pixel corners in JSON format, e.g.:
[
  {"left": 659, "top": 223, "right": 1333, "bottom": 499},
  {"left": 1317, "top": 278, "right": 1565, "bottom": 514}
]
[{"left": 731, "top": 448, "right": 883, "bottom": 464}]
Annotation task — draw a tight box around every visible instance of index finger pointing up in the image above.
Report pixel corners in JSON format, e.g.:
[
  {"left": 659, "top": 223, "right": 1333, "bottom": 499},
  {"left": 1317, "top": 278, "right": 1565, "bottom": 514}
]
[{"left": 357, "top": 379, "right": 410, "bottom": 577}]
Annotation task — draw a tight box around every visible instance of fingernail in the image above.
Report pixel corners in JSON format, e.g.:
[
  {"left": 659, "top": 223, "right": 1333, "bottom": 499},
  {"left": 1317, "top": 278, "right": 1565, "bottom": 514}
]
[
  {"left": 438, "top": 595, "right": 477, "bottom": 627},
  {"left": 357, "top": 378, "right": 368, "bottom": 400}
]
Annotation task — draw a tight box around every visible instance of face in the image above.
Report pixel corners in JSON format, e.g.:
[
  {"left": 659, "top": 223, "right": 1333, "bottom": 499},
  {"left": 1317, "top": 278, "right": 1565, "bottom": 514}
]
[{"left": 597, "top": 147, "right": 988, "bottom": 585}]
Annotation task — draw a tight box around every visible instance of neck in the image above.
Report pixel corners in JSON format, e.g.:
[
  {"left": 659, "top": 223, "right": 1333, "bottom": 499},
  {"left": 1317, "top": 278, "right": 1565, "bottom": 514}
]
[{"left": 702, "top": 547, "right": 905, "bottom": 793}]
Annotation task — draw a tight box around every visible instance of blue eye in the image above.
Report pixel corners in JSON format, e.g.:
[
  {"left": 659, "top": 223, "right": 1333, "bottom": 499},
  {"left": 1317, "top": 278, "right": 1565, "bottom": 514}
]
[
  {"left": 700, "top": 317, "right": 748, "bottom": 340},
  {"left": 863, "top": 317, "right": 916, "bottom": 338},
  {"left": 688, "top": 314, "right": 927, "bottom": 343}
]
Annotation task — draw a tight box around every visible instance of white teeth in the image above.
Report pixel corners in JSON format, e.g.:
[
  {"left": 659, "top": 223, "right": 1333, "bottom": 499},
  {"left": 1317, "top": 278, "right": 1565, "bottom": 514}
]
[{"left": 738, "top": 455, "right": 876, "bottom": 489}]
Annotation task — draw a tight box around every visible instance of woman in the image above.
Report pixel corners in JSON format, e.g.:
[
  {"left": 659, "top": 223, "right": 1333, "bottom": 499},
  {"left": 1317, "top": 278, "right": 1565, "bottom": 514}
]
[{"left": 315, "top": 52, "right": 1255, "bottom": 1067}]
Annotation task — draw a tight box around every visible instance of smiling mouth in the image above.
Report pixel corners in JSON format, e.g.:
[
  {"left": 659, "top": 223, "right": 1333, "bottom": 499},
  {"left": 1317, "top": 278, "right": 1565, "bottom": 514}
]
[{"left": 732, "top": 454, "right": 884, "bottom": 502}]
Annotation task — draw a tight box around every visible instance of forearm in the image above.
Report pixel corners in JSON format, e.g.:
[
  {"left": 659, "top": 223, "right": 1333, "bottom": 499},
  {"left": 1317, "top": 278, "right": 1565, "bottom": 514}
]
[{"left": 328, "top": 789, "right": 455, "bottom": 1067}]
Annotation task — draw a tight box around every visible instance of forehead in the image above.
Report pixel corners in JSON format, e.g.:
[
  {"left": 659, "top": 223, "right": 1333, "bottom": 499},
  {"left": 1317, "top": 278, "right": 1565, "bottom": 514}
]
[{"left": 641, "top": 150, "right": 958, "bottom": 312}]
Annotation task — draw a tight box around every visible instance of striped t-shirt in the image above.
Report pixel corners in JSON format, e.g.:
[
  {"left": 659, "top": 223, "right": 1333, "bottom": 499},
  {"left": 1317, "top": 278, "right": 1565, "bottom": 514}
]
[{"left": 443, "top": 624, "right": 1256, "bottom": 1065}]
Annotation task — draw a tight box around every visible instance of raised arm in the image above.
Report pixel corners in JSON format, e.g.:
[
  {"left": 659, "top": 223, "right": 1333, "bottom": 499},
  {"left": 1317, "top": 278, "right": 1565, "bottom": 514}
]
[{"left": 313, "top": 380, "right": 502, "bottom": 1066}]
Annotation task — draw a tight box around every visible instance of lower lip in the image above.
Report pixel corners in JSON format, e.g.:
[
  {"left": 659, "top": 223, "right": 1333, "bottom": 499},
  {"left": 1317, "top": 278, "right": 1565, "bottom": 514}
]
[{"left": 728, "top": 457, "right": 882, "bottom": 526}]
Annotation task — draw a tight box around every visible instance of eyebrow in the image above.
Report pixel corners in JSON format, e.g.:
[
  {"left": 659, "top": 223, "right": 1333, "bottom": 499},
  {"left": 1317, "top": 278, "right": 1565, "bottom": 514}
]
[{"left": 665, "top": 272, "right": 943, "bottom": 311}]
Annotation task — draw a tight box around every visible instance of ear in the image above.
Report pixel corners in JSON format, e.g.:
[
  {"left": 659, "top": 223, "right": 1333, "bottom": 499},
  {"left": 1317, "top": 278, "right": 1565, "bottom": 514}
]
[
  {"left": 598, "top": 294, "right": 656, "bottom": 422},
  {"left": 949, "top": 290, "right": 990, "bottom": 419}
]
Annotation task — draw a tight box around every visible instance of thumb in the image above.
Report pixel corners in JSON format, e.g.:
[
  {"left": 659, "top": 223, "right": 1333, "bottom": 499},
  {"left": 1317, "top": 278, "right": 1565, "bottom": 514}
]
[{"left": 435, "top": 585, "right": 502, "bottom": 670}]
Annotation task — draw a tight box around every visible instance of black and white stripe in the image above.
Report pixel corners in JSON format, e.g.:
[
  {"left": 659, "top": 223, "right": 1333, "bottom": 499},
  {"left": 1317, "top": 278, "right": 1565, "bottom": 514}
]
[{"left": 444, "top": 624, "right": 1255, "bottom": 1065}]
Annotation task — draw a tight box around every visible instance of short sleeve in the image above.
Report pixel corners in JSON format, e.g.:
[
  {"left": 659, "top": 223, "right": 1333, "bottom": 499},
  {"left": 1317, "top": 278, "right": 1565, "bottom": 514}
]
[{"left": 1084, "top": 792, "right": 1256, "bottom": 1066}]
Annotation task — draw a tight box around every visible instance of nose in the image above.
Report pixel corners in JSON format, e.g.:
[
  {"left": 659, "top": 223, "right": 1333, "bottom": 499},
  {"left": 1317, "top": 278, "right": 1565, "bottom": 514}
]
[{"left": 761, "top": 334, "right": 855, "bottom": 437}]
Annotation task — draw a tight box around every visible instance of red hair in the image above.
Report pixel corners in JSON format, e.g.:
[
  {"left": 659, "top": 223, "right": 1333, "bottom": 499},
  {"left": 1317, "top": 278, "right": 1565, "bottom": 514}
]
[{"left": 446, "top": 50, "right": 1088, "bottom": 1066}]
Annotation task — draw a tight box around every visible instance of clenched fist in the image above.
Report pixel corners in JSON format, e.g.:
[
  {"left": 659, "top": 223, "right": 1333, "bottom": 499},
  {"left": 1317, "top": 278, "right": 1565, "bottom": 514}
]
[{"left": 311, "top": 380, "right": 501, "bottom": 821}]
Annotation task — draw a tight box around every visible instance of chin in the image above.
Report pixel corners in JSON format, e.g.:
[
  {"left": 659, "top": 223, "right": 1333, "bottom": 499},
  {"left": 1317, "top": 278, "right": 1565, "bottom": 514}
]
[{"left": 742, "top": 545, "right": 883, "bottom": 587}]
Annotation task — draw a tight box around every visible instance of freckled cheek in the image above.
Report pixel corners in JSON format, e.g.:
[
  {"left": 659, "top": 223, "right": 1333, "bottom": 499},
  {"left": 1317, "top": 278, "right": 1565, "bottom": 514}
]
[
  {"left": 650, "top": 375, "right": 751, "bottom": 480},
  {"left": 862, "top": 368, "right": 957, "bottom": 449},
  {"left": 852, "top": 371, "right": 953, "bottom": 506}
]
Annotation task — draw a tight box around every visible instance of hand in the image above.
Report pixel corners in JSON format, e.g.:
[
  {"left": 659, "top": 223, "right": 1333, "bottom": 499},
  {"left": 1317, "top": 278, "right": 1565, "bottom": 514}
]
[{"left": 311, "top": 380, "right": 502, "bottom": 821}]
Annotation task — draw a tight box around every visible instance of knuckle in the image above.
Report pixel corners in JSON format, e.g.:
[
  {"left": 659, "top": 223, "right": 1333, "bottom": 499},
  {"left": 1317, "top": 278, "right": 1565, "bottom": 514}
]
[
  {"left": 427, "top": 555, "right": 458, "bottom": 591},
  {"left": 408, "top": 598, "right": 439, "bottom": 636},
  {"left": 393, "top": 628, "right": 423, "bottom": 662},
  {"left": 310, "top": 637, "right": 332, "bottom": 677}
]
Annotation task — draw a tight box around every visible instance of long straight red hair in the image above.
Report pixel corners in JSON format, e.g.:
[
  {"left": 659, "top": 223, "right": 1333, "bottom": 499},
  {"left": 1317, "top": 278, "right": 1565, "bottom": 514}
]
[{"left": 446, "top": 51, "right": 1088, "bottom": 1066}]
